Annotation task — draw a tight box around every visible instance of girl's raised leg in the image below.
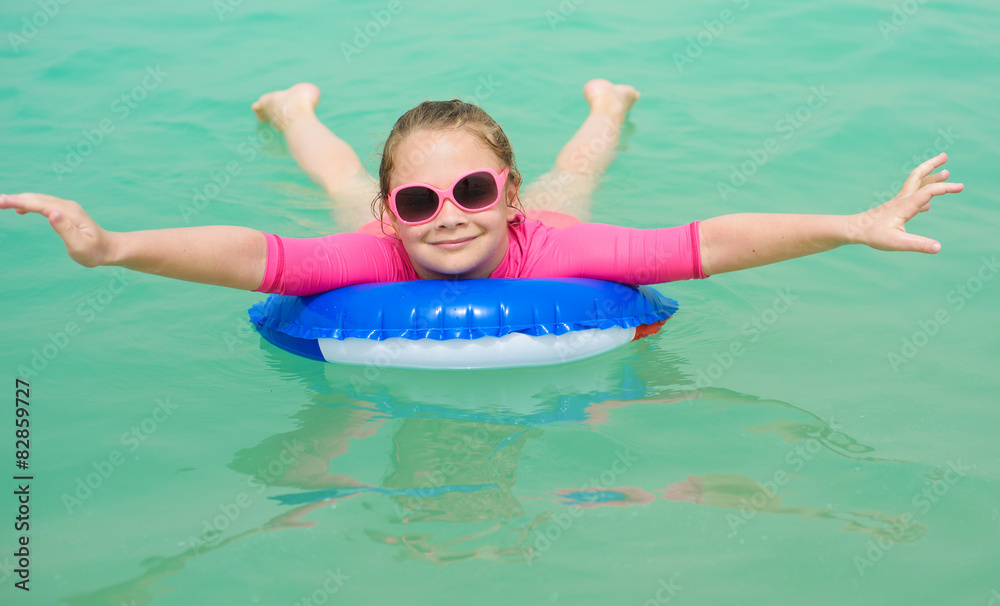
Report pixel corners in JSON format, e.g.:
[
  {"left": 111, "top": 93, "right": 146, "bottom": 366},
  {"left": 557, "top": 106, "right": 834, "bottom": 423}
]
[
  {"left": 252, "top": 83, "right": 377, "bottom": 230},
  {"left": 520, "top": 79, "right": 640, "bottom": 221}
]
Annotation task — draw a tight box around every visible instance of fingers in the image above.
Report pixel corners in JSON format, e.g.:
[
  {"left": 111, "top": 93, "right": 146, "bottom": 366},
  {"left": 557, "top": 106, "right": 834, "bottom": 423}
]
[
  {"left": 905, "top": 181, "right": 964, "bottom": 209},
  {"left": 920, "top": 169, "right": 949, "bottom": 188},
  {"left": 892, "top": 231, "right": 942, "bottom": 254},
  {"left": 2, "top": 192, "right": 109, "bottom": 267},
  {"left": 900, "top": 153, "right": 948, "bottom": 198},
  {"left": 0, "top": 192, "right": 66, "bottom": 217},
  {"left": 1, "top": 194, "right": 47, "bottom": 216},
  {"left": 1, "top": 192, "right": 85, "bottom": 222},
  {"left": 1, "top": 193, "right": 92, "bottom": 247},
  {"left": 913, "top": 152, "right": 948, "bottom": 178}
]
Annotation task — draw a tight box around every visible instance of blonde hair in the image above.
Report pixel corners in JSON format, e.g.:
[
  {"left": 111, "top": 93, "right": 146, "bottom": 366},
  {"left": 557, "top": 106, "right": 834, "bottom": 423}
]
[{"left": 371, "top": 100, "right": 524, "bottom": 222}]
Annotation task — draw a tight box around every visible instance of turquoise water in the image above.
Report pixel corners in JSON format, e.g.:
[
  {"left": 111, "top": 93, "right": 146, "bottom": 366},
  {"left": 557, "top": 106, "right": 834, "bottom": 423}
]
[{"left": 2, "top": 0, "right": 999, "bottom": 604}]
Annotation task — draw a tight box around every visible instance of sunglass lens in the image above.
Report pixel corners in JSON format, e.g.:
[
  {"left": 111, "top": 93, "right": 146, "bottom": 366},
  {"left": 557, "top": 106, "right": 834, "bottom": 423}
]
[
  {"left": 396, "top": 187, "right": 439, "bottom": 223},
  {"left": 454, "top": 172, "right": 498, "bottom": 209}
]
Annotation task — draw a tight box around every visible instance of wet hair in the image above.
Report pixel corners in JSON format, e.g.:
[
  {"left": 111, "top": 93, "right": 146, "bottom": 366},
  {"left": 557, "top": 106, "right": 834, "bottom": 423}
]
[{"left": 370, "top": 100, "right": 524, "bottom": 223}]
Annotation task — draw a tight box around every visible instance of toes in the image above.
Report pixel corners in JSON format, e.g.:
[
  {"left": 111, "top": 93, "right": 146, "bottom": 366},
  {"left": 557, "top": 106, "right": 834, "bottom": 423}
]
[
  {"left": 584, "top": 78, "right": 613, "bottom": 91},
  {"left": 615, "top": 85, "right": 641, "bottom": 110},
  {"left": 583, "top": 79, "right": 611, "bottom": 102},
  {"left": 583, "top": 80, "right": 640, "bottom": 115}
]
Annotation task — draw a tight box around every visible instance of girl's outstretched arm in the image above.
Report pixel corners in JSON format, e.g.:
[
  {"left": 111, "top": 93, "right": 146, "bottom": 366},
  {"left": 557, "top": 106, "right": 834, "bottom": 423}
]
[
  {"left": 699, "top": 154, "right": 964, "bottom": 276},
  {"left": 0, "top": 193, "right": 266, "bottom": 290}
]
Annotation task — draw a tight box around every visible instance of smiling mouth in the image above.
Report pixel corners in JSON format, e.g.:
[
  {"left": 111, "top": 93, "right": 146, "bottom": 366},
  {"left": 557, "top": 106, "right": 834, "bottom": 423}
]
[{"left": 430, "top": 235, "right": 478, "bottom": 249}]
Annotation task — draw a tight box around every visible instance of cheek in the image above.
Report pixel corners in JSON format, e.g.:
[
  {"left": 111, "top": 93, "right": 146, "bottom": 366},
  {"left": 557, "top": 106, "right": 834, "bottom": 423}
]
[
  {"left": 401, "top": 226, "right": 423, "bottom": 245},
  {"left": 404, "top": 226, "right": 439, "bottom": 254},
  {"left": 487, "top": 201, "right": 513, "bottom": 224}
]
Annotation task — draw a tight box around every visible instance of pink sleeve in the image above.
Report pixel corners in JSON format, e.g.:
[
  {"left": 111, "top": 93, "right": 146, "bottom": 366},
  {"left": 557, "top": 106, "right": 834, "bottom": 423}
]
[
  {"left": 253, "top": 231, "right": 414, "bottom": 296},
  {"left": 526, "top": 220, "right": 707, "bottom": 284}
]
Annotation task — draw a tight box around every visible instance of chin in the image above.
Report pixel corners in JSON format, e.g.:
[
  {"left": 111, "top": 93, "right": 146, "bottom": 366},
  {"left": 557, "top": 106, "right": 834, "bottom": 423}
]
[
  {"left": 431, "top": 260, "right": 483, "bottom": 279},
  {"left": 417, "top": 246, "right": 482, "bottom": 276},
  {"left": 411, "top": 230, "right": 506, "bottom": 279}
]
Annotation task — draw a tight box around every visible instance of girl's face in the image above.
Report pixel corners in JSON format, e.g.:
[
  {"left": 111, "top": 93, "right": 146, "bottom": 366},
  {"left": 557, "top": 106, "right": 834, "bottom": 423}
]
[{"left": 388, "top": 128, "right": 519, "bottom": 280}]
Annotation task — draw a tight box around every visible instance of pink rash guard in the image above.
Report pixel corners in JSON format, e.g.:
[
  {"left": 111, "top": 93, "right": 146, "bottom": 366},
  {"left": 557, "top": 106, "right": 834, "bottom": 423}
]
[{"left": 253, "top": 211, "right": 707, "bottom": 297}]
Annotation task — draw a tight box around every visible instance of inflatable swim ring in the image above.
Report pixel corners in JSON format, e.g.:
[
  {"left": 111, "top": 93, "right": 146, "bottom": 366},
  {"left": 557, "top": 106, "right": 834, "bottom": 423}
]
[{"left": 248, "top": 278, "right": 678, "bottom": 369}]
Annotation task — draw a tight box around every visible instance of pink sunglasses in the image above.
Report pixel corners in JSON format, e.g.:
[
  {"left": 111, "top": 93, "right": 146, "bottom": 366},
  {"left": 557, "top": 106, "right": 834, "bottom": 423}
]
[{"left": 388, "top": 167, "right": 510, "bottom": 226}]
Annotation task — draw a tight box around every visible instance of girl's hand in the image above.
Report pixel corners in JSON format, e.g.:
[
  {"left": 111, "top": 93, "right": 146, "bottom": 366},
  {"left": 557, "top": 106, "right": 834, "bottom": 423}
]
[
  {"left": 0, "top": 193, "right": 116, "bottom": 267},
  {"left": 848, "top": 153, "right": 964, "bottom": 254}
]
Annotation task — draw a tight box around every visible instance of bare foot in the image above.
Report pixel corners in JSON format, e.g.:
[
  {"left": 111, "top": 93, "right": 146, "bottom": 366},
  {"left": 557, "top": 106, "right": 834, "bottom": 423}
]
[
  {"left": 583, "top": 79, "right": 640, "bottom": 121},
  {"left": 251, "top": 83, "right": 321, "bottom": 132}
]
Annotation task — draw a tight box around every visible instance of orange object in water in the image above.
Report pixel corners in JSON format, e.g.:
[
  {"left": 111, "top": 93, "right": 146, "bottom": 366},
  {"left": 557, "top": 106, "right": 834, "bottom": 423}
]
[{"left": 632, "top": 319, "right": 668, "bottom": 341}]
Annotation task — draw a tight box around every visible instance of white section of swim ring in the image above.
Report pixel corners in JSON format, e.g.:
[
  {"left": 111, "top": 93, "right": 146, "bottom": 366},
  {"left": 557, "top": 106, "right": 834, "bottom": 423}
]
[{"left": 316, "top": 326, "right": 637, "bottom": 369}]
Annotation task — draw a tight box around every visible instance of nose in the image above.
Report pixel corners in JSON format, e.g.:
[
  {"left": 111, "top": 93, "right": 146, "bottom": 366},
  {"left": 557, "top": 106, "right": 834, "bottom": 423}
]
[{"left": 433, "top": 196, "right": 469, "bottom": 228}]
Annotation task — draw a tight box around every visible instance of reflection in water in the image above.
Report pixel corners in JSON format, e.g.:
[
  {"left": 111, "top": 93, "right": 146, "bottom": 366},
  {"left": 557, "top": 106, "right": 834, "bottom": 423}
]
[
  {"left": 661, "top": 474, "right": 926, "bottom": 543},
  {"left": 555, "top": 487, "right": 657, "bottom": 508},
  {"left": 747, "top": 420, "right": 878, "bottom": 457},
  {"left": 64, "top": 340, "right": 931, "bottom": 604},
  {"left": 383, "top": 418, "right": 527, "bottom": 523}
]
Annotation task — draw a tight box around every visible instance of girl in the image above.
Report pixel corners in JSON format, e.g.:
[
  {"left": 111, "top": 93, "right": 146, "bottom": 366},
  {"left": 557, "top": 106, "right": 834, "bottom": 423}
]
[{"left": 0, "top": 80, "right": 963, "bottom": 298}]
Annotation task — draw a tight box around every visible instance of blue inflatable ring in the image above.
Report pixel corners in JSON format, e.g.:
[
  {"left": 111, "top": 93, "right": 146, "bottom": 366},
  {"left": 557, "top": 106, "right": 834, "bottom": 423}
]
[{"left": 248, "top": 278, "right": 678, "bottom": 369}]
